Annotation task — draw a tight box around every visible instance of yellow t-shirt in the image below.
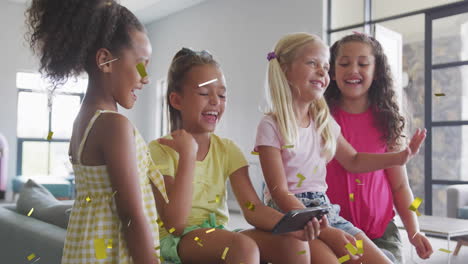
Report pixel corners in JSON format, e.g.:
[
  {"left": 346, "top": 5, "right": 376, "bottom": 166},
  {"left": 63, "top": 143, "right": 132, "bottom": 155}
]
[{"left": 148, "top": 133, "right": 248, "bottom": 239}]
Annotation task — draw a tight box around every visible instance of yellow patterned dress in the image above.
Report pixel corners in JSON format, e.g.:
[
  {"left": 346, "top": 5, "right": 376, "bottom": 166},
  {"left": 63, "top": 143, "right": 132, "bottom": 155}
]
[{"left": 62, "top": 110, "right": 168, "bottom": 263}]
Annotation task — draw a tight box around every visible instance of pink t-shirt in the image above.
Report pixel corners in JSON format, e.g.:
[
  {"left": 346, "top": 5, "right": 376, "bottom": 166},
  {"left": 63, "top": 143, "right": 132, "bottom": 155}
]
[
  {"left": 255, "top": 115, "right": 340, "bottom": 202},
  {"left": 326, "top": 107, "right": 395, "bottom": 239}
]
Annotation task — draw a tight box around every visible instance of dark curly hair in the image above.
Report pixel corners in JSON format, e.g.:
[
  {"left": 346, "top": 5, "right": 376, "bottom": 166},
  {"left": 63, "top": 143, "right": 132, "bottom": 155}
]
[
  {"left": 167, "top": 48, "right": 220, "bottom": 132},
  {"left": 26, "top": 0, "right": 145, "bottom": 87},
  {"left": 325, "top": 34, "right": 406, "bottom": 149}
]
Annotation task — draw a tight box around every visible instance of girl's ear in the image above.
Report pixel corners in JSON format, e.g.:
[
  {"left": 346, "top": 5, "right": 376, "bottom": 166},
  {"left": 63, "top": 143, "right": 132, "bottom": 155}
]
[
  {"left": 96, "top": 48, "right": 115, "bottom": 73},
  {"left": 169, "top": 92, "right": 183, "bottom": 111}
]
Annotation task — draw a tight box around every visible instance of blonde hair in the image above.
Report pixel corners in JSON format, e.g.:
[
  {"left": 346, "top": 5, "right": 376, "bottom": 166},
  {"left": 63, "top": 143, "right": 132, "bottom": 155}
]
[{"left": 267, "top": 32, "right": 336, "bottom": 160}]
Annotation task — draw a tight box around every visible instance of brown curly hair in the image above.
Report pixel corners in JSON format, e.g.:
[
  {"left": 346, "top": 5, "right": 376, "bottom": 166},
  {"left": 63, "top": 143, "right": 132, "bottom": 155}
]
[
  {"left": 325, "top": 34, "right": 406, "bottom": 149},
  {"left": 26, "top": 0, "right": 144, "bottom": 86},
  {"left": 166, "top": 48, "right": 220, "bottom": 132}
]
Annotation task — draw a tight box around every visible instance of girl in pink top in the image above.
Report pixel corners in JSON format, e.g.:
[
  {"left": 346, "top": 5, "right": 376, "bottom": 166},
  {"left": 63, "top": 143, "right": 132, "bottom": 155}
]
[
  {"left": 255, "top": 32, "right": 426, "bottom": 264},
  {"left": 325, "top": 33, "right": 433, "bottom": 263}
]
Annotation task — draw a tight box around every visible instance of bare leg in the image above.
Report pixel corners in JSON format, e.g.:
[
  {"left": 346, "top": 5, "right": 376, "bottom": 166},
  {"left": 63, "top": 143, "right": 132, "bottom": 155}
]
[
  {"left": 241, "top": 228, "right": 310, "bottom": 263},
  {"left": 351, "top": 232, "right": 392, "bottom": 264},
  {"left": 178, "top": 228, "right": 260, "bottom": 264},
  {"left": 309, "top": 239, "right": 340, "bottom": 264}
]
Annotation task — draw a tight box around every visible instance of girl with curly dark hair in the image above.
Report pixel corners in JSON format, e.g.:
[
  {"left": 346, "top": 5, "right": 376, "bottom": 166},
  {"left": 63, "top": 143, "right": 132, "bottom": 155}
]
[
  {"left": 325, "top": 33, "right": 433, "bottom": 263},
  {"left": 26, "top": 0, "right": 167, "bottom": 263}
]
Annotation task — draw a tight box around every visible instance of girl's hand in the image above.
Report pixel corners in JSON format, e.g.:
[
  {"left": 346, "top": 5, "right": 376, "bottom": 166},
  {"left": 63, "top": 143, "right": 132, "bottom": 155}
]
[
  {"left": 399, "top": 128, "right": 427, "bottom": 165},
  {"left": 319, "top": 226, "right": 362, "bottom": 261},
  {"left": 286, "top": 215, "right": 329, "bottom": 241},
  {"left": 158, "top": 129, "right": 198, "bottom": 157},
  {"left": 409, "top": 232, "right": 433, "bottom": 259}
]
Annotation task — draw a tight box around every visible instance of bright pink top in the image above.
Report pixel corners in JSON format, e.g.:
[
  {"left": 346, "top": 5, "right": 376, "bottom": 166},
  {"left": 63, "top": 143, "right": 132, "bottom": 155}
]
[
  {"left": 326, "top": 107, "right": 394, "bottom": 239},
  {"left": 255, "top": 115, "right": 340, "bottom": 202}
]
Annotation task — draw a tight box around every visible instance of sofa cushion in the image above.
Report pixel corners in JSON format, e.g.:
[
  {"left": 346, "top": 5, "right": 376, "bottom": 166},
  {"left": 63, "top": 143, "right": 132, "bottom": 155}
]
[
  {"left": 16, "top": 179, "right": 72, "bottom": 229},
  {"left": 458, "top": 206, "right": 468, "bottom": 219}
]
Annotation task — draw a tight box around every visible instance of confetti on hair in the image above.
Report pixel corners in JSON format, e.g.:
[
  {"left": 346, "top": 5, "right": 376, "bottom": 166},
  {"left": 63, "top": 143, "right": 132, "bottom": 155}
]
[
  {"left": 356, "top": 240, "right": 364, "bottom": 254},
  {"left": 208, "top": 194, "right": 221, "bottom": 203},
  {"left": 27, "top": 253, "right": 36, "bottom": 261},
  {"left": 206, "top": 228, "right": 216, "bottom": 234},
  {"left": 409, "top": 197, "right": 423, "bottom": 216},
  {"left": 439, "top": 248, "right": 452, "bottom": 253},
  {"left": 136, "top": 63, "right": 148, "bottom": 78},
  {"left": 86, "top": 196, "right": 91, "bottom": 203},
  {"left": 345, "top": 243, "right": 358, "bottom": 255},
  {"left": 297, "top": 250, "right": 306, "bottom": 255},
  {"left": 434, "top": 93, "right": 446, "bottom": 97},
  {"left": 107, "top": 239, "right": 113, "bottom": 249},
  {"left": 27, "top": 208, "right": 34, "bottom": 217},
  {"left": 46, "top": 131, "right": 54, "bottom": 141},
  {"left": 338, "top": 254, "right": 350, "bottom": 263},
  {"left": 282, "top": 145, "right": 294, "bottom": 149},
  {"left": 251, "top": 151, "right": 259, "bottom": 155},
  {"left": 198, "top": 78, "right": 218, "bottom": 87},
  {"left": 245, "top": 201, "right": 255, "bottom": 211},
  {"left": 296, "top": 173, "right": 306, "bottom": 187},
  {"left": 221, "top": 247, "right": 229, "bottom": 260},
  {"left": 169, "top": 227, "right": 176, "bottom": 233},
  {"left": 349, "top": 193, "right": 354, "bottom": 202},
  {"left": 94, "top": 238, "right": 107, "bottom": 259}
]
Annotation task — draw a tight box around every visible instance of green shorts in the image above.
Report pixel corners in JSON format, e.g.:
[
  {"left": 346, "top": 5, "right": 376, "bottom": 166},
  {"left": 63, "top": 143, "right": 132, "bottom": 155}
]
[
  {"left": 372, "top": 219, "right": 403, "bottom": 264},
  {"left": 160, "top": 213, "right": 239, "bottom": 264}
]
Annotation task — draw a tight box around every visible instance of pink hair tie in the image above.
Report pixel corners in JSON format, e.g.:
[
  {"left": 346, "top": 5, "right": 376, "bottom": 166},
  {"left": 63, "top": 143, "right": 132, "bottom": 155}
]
[{"left": 267, "top": 52, "right": 277, "bottom": 61}]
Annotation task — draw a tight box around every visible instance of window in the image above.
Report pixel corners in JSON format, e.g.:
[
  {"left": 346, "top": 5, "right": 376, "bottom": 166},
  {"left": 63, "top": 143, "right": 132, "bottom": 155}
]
[
  {"left": 154, "top": 78, "right": 169, "bottom": 138},
  {"left": 16, "top": 72, "right": 86, "bottom": 177}
]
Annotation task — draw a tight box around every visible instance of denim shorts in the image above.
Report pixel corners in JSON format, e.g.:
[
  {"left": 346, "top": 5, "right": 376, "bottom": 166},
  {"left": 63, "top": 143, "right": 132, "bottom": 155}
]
[{"left": 267, "top": 191, "right": 362, "bottom": 236}]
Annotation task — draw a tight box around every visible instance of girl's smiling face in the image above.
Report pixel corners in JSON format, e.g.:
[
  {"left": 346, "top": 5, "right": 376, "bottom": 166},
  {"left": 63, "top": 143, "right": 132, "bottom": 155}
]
[
  {"left": 333, "top": 41, "right": 376, "bottom": 101},
  {"left": 170, "top": 64, "right": 226, "bottom": 133}
]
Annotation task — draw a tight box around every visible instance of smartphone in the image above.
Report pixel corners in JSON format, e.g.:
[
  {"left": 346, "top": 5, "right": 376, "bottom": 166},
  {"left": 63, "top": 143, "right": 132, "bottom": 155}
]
[{"left": 272, "top": 205, "right": 329, "bottom": 234}]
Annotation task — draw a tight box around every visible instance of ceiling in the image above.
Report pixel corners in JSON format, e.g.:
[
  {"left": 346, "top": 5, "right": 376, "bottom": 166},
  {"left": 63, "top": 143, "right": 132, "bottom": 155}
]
[{"left": 6, "top": 0, "right": 208, "bottom": 24}]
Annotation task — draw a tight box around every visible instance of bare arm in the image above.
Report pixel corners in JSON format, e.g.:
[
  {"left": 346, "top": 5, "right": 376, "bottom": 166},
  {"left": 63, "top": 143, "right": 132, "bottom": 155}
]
[
  {"left": 152, "top": 130, "right": 197, "bottom": 236},
  {"left": 334, "top": 129, "right": 426, "bottom": 173},
  {"left": 229, "top": 166, "right": 284, "bottom": 230},
  {"left": 101, "top": 114, "right": 158, "bottom": 264},
  {"left": 257, "top": 146, "right": 305, "bottom": 212}
]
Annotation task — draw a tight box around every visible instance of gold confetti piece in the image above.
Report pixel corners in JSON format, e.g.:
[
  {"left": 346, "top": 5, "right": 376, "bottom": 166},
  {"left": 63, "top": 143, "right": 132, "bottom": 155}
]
[
  {"left": 27, "top": 208, "right": 34, "bottom": 217},
  {"left": 208, "top": 194, "right": 221, "bottom": 203},
  {"left": 409, "top": 197, "right": 422, "bottom": 216},
  {"left": 296, "top": 173, "right": 306, "bottom": 187},
  {"left": 355, "top": 179, "right": 362, "bottom": 184},
  {"left": 169, "top": 227, "right": 176, "bottom": 233},
  {"left": 155, "top": 245, "right": 160, "bottom": 250},
  {"left": 27, "top": 253, "right": 36, "bottom": 261},
  {"left": 288, "top": 193, "right": 295, "bottom": 196},
  {"left": 338, "top": 254, "right": 350, "bottom": 263},
  {"left": 251, "top": 151, "right": 259, "bottom": 155},
  {"left": 439, "top": 248, "right": 452, "bottom": 253},
  {"left": 86, "top": 196, "right": 91, "bottom": 203},
  {"left": 313, "top": 166, "right": 318, "bottom": 174},
  {"left": 245, "top": 201, "right": 255, "bottom": 211},
  {"left": 282, "top": 145, "right": 294, "bottom": 149},
  {"left": 198, "top": 78, "right": 218, "bottom": 87},
  {"left": 349, "top": 193, "right": 354, "bottom": 202},
  {"left": 94, "top": 238, "right": 107, "bottom": 259},
  {"left": 46, "top": 131, "right": 54, "bottom": 141},
  {"left": 345, "top": 243, "right": 358, "bottom": 255},
  {"left": 156, "top": 218, "right": 164, "bottom": 227},
  {"left": 127, "top": 219, "right": 132, "bottom": 227},
  {"left": 356, "top": 240, "right": 364, "bottom": 254},
  {"left": 194, "top": 236, "right": 204, "bottom": 246},
  {"left": 107, "top": 239, "right": 113, "bottom": 249},
  {"left": 434, "top": 93, "right": 446, "bottom": 97},
  {"left": 136, "top": 63, "right": 148, "bottom": 78},
  {"left": 206, "top": 228, "right": 216, "bottom": 234},
  {"left": 297, "top": 250, "right": 306, "bottom": 255},
  {"left": 221, "top": 247, "right": 229, "bottom": 260}
]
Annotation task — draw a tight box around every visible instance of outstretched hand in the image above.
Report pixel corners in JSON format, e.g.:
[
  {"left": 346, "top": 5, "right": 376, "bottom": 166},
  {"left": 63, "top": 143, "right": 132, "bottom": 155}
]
[{"left": 399, "top": 128, "right": 426, "bottom": 165}]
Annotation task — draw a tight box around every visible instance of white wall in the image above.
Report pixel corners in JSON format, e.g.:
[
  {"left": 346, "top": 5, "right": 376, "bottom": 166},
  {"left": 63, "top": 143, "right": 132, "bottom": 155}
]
[
  {"left": 0, "top": 1, "right": 38, "bottom": 195},
  {"left": 140, "top": 0, "right": 326, "bottom": 155}
]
